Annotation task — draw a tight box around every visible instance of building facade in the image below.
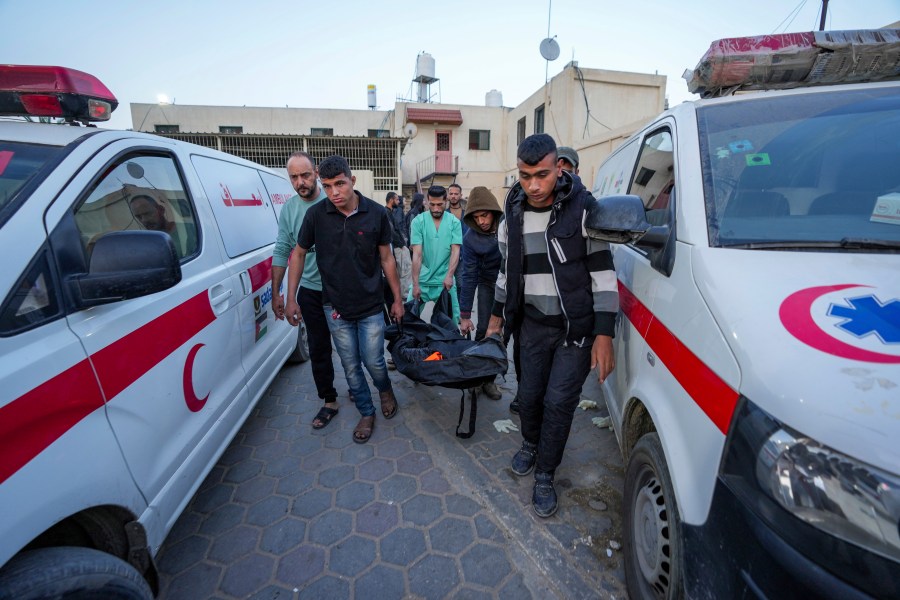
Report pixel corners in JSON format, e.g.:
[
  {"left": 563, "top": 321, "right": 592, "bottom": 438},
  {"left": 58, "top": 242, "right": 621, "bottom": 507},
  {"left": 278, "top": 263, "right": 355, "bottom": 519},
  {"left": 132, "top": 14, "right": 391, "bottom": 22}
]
[{"left": 131, "top": 63, "right": 666, "bottom": 205}]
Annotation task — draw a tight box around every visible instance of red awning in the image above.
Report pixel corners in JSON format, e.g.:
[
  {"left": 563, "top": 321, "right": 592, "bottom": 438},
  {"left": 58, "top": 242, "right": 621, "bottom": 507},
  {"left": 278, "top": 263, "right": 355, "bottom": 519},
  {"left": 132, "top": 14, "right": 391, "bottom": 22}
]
[{"left": 405, "top": 108, "right": 463, "bottom": 125}]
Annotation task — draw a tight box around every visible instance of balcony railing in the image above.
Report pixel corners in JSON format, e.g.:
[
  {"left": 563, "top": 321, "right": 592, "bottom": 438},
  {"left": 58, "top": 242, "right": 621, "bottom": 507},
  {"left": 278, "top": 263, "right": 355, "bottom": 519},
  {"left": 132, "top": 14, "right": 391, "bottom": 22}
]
[{"left": 416, "top": 154, "right": 458, "bottom": 182}]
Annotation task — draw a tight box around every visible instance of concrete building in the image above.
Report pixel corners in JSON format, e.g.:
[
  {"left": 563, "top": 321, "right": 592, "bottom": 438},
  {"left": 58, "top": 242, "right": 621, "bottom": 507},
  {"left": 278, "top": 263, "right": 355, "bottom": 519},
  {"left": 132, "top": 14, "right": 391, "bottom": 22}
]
[{"left": 131, "top": 62, "right": 666, "bottom": 205}]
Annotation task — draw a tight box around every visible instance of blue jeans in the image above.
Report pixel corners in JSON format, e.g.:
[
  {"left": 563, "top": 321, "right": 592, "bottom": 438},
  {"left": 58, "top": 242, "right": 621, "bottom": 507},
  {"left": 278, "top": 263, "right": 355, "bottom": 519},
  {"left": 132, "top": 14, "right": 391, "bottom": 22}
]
[{"left": 324, "top": 308, "right": 392, "bottom": 417}]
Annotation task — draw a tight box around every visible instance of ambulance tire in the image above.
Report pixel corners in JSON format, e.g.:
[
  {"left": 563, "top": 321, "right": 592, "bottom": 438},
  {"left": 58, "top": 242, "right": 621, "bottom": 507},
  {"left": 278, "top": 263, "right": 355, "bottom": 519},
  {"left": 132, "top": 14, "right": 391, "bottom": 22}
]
[
  {"left": 288, "top": 321, "right": 310, "bottom": 363},
  {"left": 623, "top": 433, "right": 684, "bottom": 600},
  {"left": 0, "top": 546, "right": 153, "bottom": 600}
]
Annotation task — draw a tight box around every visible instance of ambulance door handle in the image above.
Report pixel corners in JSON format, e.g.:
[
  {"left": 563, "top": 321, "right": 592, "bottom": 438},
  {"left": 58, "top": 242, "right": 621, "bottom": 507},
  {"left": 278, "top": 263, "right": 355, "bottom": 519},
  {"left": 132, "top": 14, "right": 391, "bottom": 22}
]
[
  {"left": 646, "top": 352, "right": 656, "bottom": 367},
  {"left": 239, "top": 271, "right": 252, "bottom": 296},
  {"left": 209, "top": 285, "right": 233, "bottom": 314}
]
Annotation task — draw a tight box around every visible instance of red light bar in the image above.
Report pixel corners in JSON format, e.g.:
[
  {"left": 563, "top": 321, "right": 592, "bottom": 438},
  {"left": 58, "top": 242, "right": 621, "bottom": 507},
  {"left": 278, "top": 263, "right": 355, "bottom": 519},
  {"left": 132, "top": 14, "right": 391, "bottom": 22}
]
[
  {"left": 0, "top": 65, "right": 118, "bottom": 122},
  {"left": 685, "top": 29, "right": 900, "bottom": 98}
]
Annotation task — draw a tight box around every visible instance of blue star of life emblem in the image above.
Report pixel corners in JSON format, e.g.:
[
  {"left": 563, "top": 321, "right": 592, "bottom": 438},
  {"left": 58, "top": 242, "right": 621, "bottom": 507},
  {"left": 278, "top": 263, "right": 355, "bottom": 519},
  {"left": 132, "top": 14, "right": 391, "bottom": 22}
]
[{"left": 827, "top": 295, "right": 900, "bottom": 344}]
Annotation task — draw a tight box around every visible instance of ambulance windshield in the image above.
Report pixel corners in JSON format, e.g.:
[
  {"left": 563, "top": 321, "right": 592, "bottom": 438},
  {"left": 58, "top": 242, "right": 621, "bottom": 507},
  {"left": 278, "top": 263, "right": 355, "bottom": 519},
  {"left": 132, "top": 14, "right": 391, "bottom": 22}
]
[
  {"left": 0, "top": 141, "right": 64, "bottom": 228},
  {"left": 698, "top": 87, "right": 900, "bottom": 249}
]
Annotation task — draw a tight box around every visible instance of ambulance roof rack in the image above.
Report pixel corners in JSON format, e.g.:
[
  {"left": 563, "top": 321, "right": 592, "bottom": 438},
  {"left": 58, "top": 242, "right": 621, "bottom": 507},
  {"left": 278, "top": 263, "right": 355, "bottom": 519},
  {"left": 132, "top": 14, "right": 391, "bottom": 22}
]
[
  {"left": 684, "top": 29, "right": 900, "bottom": 98},
  {"left": 0, "top": 65, "right": 118, "bottom": 125}
]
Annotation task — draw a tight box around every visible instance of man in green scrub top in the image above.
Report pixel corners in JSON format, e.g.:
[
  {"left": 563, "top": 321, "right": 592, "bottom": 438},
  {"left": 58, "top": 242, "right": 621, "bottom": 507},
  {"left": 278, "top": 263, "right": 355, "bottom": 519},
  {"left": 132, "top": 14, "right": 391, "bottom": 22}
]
[{"left": 409, "top": 185, "right": 462, "bottom": 323}]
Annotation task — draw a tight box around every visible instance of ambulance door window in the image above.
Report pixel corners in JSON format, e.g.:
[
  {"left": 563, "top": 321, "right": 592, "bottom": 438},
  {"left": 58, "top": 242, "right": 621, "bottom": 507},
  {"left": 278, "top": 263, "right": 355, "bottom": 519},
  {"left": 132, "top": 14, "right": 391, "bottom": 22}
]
[
  {"left": 0, "top": 248, "right": 61, "bottom": 334},
  {"left": 75, "top": 154, "right": 199, "bottom": 261},
  {"left": 629, "top": 128, "right": 676, "bottom": 276}
]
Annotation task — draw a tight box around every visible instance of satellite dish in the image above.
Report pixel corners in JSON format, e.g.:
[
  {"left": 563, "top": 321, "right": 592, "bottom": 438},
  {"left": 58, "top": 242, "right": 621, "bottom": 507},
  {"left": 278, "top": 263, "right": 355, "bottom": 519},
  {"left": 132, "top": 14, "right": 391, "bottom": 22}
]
[
  {"left": 403, "top": 122, "right": 418, "bottom": 138},
  {"left": 540, "top": 37, "right": 560, "bottom": 61}
]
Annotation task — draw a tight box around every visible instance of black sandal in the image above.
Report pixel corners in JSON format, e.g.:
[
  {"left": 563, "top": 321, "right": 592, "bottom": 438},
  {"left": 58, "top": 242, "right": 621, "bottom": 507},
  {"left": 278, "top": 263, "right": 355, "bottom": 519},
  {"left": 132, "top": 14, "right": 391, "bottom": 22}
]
[{"left": 312, "top": 406, "right": 339, "bottom": 430}]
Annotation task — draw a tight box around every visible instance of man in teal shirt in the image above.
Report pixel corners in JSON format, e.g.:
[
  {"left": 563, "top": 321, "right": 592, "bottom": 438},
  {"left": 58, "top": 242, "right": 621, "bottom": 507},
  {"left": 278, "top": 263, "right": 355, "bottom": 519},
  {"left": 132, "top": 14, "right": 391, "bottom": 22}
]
[
  {"left": 410, "top": 185, "right": 462, "bottom": 323},
  {"left": 272, "top": 151, "right": 339, "bottom": 429}
]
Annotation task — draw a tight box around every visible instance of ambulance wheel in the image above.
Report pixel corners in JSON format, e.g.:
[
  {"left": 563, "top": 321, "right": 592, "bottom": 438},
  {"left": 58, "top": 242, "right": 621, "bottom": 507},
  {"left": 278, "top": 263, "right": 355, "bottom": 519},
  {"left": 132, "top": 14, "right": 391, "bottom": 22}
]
[
  {"left": 623, "top": 432, "right": 684, "bottom": 600},
  {"left": 288, "top": 321, "right": 310, "bottom": 363},
  {"left": 0, "top": 546, "right": 153, "bottom": 600}
]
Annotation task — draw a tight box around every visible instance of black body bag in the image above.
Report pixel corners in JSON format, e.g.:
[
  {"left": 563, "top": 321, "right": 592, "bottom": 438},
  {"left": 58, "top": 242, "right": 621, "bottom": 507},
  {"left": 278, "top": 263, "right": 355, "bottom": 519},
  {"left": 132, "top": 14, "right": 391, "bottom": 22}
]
[{"left": 385, "top": 291, "right": 507, "bottom": 438}]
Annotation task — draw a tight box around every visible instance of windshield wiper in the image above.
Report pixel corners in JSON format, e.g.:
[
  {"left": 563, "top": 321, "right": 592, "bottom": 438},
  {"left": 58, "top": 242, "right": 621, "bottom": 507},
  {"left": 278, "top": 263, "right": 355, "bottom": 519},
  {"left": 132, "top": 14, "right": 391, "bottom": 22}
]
[
  {"left": 839, "top": 237, "right": 900, "bottom": 250},
  {"left": 720, "top": 238, "right": 900, "bottom": 250}
]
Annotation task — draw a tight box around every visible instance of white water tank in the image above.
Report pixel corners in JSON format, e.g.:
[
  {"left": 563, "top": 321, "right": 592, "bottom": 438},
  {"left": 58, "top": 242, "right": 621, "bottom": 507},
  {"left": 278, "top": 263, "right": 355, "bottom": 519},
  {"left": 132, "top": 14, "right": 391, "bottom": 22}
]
[
  {"left": 485, "top": 89, "right": 503, "bottom": 107},
  {"left": 367, "top": 84, "right": 376, "bottom": 109},
  {"left": 416, "top": 52, "right": 436, "bottom": 81}
]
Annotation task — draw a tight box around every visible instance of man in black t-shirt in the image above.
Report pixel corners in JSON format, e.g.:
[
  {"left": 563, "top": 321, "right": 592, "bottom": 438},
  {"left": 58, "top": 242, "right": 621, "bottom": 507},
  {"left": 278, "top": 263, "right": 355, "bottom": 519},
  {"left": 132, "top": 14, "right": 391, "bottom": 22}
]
[{"left": 285, "top": 156, "right": 404, "bottom": 444}]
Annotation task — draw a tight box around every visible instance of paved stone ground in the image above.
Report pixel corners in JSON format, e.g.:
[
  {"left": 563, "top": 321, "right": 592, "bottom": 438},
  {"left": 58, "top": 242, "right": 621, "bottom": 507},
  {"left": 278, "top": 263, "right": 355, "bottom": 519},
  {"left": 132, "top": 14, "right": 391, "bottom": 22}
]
[{"left": 155, "top": 344, "right": 627, "bottom": 599}]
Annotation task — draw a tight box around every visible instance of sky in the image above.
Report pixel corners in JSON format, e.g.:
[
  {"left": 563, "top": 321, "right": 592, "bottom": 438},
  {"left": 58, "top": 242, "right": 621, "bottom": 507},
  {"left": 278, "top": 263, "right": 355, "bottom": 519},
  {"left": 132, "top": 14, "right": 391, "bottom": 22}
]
[{"left": 2, "top": 0, "right": 898, "bottom": 132}]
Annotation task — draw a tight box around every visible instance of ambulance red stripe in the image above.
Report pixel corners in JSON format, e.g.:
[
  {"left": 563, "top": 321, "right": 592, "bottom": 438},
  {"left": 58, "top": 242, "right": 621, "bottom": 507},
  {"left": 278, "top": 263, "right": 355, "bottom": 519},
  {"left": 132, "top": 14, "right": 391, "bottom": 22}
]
[
  {"left": 618, "top": 281, "right": 740, "bottom": 434},
  {"left": 247, "top": 257, "right": 272, "bottom": 292}
]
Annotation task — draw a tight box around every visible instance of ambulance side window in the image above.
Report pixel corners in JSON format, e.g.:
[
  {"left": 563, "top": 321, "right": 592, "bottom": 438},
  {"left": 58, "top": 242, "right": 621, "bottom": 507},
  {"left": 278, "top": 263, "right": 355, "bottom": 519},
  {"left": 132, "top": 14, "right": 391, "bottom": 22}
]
[
  {"left": 0, "top": 248, "right": 61, "bottom": 335},
  {"left": 75, "top": 154, "right": 199, "bottom": 261},
  {"left": 629, "top": 128, "right": 676, "bottom": 276}
]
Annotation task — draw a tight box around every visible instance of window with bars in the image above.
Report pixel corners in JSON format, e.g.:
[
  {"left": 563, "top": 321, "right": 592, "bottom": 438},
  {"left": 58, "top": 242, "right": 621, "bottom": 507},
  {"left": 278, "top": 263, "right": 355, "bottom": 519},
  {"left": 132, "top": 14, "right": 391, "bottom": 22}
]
[
  {"left": 517, "top": 117, "right": 526, "bottom": 146},
  {"left": 154, "top": 124, "right": 180, "bottom": 133},
  {"left": 155, "top": 133, "right": 402, "bottom": 192},
  {"left": 219, "top": 125, "right": 243, "bottom": 134},
  {"left": 310, "top": 128, "right": 333, "bottom": 137},
  {"left": 468, "top": 129, "right": 490, "bottom": 150},
  {"left": 534, "top": 105, "right": 544, "bottom": 134}
]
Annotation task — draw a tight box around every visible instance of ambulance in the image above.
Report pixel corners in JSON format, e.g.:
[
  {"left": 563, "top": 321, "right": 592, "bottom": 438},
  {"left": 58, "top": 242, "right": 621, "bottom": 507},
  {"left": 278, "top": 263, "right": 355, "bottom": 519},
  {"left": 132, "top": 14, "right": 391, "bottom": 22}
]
[
  {"left": 0, "top": 66, "right": 307, "bottom": 598},
  {"left": 591, "top": 31, "right": 900, "bottom": 599}
]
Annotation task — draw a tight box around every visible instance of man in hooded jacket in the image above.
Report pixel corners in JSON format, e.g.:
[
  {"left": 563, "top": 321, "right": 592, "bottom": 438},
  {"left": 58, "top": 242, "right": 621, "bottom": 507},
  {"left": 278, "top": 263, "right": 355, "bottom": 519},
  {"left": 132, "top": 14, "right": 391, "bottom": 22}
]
[{"left": 458, "top": 186, "right": 504, "bottom": 400}]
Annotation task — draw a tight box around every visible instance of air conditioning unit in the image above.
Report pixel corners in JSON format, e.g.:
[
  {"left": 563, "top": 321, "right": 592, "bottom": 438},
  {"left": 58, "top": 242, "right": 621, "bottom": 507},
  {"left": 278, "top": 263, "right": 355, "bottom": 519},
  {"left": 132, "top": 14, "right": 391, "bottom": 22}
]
[{"left": 503, "top": 174, "right": 518, "bottom": 187}]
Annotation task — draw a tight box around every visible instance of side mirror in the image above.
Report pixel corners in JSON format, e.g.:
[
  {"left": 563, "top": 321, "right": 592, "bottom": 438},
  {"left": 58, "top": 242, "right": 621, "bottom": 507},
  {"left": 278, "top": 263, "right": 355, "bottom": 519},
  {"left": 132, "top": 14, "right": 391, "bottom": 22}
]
[
  {"left": 584, "top": 195, "right": 652, "bottom": 244},
  {"left": 69, "top": 230, "right": 181, "bottom": 308}
]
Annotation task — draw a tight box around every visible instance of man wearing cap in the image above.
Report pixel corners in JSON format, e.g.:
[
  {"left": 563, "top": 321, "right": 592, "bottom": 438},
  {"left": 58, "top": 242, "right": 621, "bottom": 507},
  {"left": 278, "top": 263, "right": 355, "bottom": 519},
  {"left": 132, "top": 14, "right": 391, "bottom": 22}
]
[{"left": 557, "top": 146, "right": 580, "bottom": 176}]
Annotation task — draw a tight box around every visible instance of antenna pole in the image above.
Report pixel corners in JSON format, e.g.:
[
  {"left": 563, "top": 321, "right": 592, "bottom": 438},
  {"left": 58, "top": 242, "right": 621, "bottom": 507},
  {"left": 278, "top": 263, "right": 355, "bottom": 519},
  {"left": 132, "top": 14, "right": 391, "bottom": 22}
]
[
  {"left": 545, "top": 0, "right": 552, "bottom": 83},
  {"left": 819, "top": 0, "right": 828, "bottom": 31}
]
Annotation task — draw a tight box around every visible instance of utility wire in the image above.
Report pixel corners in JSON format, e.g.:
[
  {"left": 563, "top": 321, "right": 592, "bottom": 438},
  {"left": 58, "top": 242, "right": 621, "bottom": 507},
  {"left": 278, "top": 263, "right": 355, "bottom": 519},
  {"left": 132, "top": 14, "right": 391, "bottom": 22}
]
[{"left": 773, "top": 0, "right": 808, "bottom": 33}]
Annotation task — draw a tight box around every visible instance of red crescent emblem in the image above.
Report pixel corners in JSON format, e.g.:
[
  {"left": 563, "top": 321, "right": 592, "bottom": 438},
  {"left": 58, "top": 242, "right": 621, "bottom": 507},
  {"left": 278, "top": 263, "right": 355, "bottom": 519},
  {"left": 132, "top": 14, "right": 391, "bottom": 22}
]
[
  {"left": 779, "top": 284, "right": 900, "bottom": 364},
  {"left": 183, "top": 343, "right": 210, "bottom": 411}
]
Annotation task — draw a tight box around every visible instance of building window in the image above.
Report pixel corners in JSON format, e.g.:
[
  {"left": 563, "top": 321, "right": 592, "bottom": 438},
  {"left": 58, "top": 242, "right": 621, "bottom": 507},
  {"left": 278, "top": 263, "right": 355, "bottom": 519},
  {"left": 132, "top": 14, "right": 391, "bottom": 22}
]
[
  {"left": 154, "top": 124, "right": 180, "bottom": 134},
  {"left": 468, "top": 129, "right": 490, "bottom": 150},
  {"left": 219, "top": 125, "right": 243, "bottom": 134},
  {"left": 368, "top": 129, "right": 389, "bottom": 138},
  {"left": 310, "top": 128, "right": 333, "bottom": 137},
  {"left": 517, "top": 117, "right": 526, "bottom": 146},
  {"left": 534, "top": 105, "right": 545, "bottom": 134}
]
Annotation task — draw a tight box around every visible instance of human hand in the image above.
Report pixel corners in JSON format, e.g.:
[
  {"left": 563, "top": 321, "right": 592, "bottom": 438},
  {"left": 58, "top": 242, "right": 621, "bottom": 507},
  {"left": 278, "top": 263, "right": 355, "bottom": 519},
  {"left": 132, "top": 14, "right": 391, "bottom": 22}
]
[
  {"left": 272, "top": 293, "right": 285, "bottom": 320},
  {"left": 485, "top": 315, "right": 504, "bottom": 338},
  {"left": 390, "top": 299, "right": 404, "bottom": 322},
  {"left": 443, "top": 274, "right": 453, "bottom": 290},
  {"left": 285, "top": 299, "right": 302, "bottom": 327},
  {"left": 591, "top": 335, "right": 615, "bottom": 383},
  {"left": 459, "top": 318, "right": 474, "bottom": 335},
  {"left": 412, "top": 283, "right": 421, "bottom": 301}
]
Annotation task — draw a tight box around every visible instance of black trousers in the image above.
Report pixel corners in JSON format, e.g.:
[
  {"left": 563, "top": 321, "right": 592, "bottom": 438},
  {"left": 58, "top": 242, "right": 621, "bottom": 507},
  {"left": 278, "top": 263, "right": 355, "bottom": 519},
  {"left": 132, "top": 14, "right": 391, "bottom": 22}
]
[
  {"left": 517, "top": 316, "right": 593, "bottom": 475},
  {"left": 298, "top": 286, "right": 337, "bottom": 402}
]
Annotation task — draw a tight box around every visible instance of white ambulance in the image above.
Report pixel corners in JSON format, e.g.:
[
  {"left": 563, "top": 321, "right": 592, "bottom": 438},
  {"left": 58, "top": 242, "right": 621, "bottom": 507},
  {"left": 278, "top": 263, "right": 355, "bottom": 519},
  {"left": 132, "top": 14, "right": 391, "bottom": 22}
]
[
  {"left": 591, "top": 31, "right": 900, "bottom": 599},
  {"left": 0, "top": 66, "right": 307, "bottom": 598}
]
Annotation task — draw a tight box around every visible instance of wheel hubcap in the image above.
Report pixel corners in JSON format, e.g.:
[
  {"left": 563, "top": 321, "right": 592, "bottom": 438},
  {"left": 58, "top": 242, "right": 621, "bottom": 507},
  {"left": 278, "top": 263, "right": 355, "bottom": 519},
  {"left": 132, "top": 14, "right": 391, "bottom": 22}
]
[{"left": 632, "top": 473, "right": 671, "bottom": 596}]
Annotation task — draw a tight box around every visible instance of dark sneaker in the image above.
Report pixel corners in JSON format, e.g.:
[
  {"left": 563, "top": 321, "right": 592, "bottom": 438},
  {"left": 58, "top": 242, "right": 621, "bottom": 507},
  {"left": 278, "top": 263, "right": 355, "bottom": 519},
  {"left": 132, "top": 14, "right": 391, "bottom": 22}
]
[
  {"left": 511, "top": 440, "right": 537, "bottom": 476},
  {"left": 532, "top": 471, "right": 558, "bottom": 518},
  {"left": 386, "top": 357, "right": 396, "bottom": 371},
  {"left": 509, "top": 397, "right": 520, "bottom": 414},
  {"left": 481, "top": 381, "right": 502, "bottom": 400}
]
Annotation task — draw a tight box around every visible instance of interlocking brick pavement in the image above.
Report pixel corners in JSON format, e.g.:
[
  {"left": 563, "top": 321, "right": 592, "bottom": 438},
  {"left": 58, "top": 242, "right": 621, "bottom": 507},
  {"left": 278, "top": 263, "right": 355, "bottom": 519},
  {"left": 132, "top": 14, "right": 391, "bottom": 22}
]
[{"left": 156, "top": 345, "right": 627, "bottom": 599}]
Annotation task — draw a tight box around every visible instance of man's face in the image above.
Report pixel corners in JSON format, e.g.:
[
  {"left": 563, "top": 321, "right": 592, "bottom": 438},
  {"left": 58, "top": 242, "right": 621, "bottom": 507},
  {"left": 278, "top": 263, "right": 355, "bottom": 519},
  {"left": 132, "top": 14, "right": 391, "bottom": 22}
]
[
  {"left": 427, "top": 195, "right": 446, "bottom": 219},
  {"left": 557, "top": 157, "right": 577, "bottom": 174},
  {"left": 387, "top": 195, "right": 398, "bottom": 209},
  {"left": 471, "top": 210, "right": 495, "bottom": 232},
  {"left": 130, "top": 198, "right": 166, "bottom": 230},
  {"left": 518, "top": 152, "right": 560, "bottom": 208},
  {"left": 448, "top": 186, "right": 462, "bottom": 206},
  {"left": 321, "top": 173, "right": 356, "bottom": 210},
  {"left": 287, "top": 156, "right": 319, "bottom": 200}
]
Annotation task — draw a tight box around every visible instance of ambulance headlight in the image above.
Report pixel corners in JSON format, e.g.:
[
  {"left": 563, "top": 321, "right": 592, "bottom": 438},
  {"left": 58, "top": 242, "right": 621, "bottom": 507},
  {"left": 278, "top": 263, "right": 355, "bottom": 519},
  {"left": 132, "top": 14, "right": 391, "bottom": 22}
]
[{"left": 722, "top": 398, "right": 900, "bottom": 564}]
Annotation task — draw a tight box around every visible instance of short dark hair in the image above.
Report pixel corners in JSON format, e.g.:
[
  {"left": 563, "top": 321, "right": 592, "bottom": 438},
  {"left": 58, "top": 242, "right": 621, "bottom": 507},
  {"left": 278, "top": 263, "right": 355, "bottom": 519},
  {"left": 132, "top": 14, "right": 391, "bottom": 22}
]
[
  {"left": 427, "top": 185, "right": 447, "bottom": 199},
  {"left": 386, "top": 191, "right": 398, "bottom": 202},
  {"left": 517, "top": 133, "right": 557, "bottom": 166},
  {"left": 287, "top": 151, "right": 315, "bottom": 168},
  {"left": 318, "top": 155, "right": 352, "bottom": 180},
  {"left": 128, "top": 193, "right": 161, "bottom": 208},
  {"left": 448, "top": 183, "right": 462, "bottom": 192}
]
